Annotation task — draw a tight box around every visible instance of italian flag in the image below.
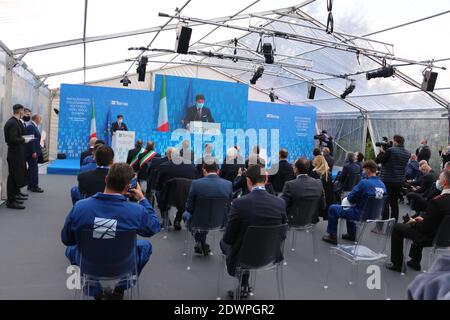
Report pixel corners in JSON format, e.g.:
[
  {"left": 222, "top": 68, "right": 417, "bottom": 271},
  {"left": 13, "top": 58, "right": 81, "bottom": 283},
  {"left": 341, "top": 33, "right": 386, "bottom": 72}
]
[
  {"left": 89, "top": 100, "right": 97, "bottom": 139},
  {"left": 157, "top": 75, "right": 169, "bottom": 132}
]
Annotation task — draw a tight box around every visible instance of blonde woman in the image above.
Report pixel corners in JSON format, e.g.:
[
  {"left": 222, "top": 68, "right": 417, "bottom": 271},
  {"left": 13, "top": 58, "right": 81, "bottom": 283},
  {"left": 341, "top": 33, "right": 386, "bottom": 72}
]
[{"left": 309, "top": 155, "right": 335, "bottom": 220}]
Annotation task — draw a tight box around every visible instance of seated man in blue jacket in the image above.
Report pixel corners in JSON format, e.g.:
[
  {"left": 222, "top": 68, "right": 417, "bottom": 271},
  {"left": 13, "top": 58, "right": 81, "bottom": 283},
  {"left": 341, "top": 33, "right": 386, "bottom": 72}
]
[
  {"left": 61, "top": 163, "right": 161, "bottom": 300},
  {"left": 322, "top": 160, "right": 386, "bottom": 244},
  {"left": 183, "top": 160, "right": 232, "bottom": 255}
]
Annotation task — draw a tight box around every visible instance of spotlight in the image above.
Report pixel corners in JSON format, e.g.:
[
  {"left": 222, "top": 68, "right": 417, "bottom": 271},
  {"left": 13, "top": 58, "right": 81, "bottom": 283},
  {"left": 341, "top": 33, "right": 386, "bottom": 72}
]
[
  {"left": 120, "top": 74, "right": 132, "bottom": 87},
  {"left": 366, "top": 66, "right": 395, "bottom": 80},
  {"left": 269, "top": 88, "right": 278, "bottom": 102},
  {"left": 250, "top": 66, "right": 264, "bottom": 85},
  {"left": 340, "top": 82, "right": 355, "bottom": 99},
  {"left": 136, "top": 56, "right": 148, "bottom": 82},
  {"left": 53, "top": 108, "right": 59, "bottom": 115},
  {"left": 262, "top": 43, "right": 274, "bottom": 64}
]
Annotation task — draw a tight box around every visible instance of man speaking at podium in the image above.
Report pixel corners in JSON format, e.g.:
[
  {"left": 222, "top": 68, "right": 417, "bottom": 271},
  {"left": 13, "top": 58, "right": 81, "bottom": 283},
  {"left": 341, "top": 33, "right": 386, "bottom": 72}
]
[
  {"left": 182, "top": 94, "right": 215, "bottom": 129},
  {"left": 111, "top": 115, "right": 128, "bottom": 133}
]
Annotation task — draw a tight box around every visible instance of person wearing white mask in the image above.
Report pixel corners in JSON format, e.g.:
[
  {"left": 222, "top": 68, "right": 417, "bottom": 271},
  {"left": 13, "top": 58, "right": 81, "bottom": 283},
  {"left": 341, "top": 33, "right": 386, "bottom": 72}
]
[
  {"left": 111, "top": 114, "right": 128, "bottom": 133},
  {"left": 182, "top": 94, "right": 215, "bottom": 129}
]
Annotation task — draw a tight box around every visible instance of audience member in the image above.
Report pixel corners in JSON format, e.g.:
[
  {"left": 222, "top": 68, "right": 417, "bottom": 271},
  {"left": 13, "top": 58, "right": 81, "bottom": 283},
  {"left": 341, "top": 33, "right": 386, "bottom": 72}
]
[
  {"left": 322, "top": 160, "right": 386, "bottom": 244},
  {"left": 183, "top": 161, "right": 232, "bottom": 255},
  {"left": 268, "top": 149, "right": 295, "bottom": 194},
  {"left": 25, "top": 114, "right": 44, "bottom": 193},
  {"left": 335, "top": 152, "right": 361, "bottom": 197},
  {"left": 134, "top": 141, "right": 160, "bottom": 181},
  {"left": 375, "top": 134, "right": 410, "bottom": 222},
  {"left": 322, "top": 147, "right": 334, "bottom": 173},
  {"left": 416, "top": 139, "right": 431, "bottom": 163},
  {"left": 80, "top": 142, "right": 105, "bottom": 173},
  {"left": 309, "top": 155, "right": 335, "bottom": 219},
  {"left": 355, "top": 152, "right": 364, "bottom": 174},
  {"left": 406, "top": 154, "right": 420, "bottom": 181},
  {"left": 81, "top": 140, "right": 105, "bottom": 167},
  {"left": 61, "top": 163, "right": 161, "bottom": 300},
  {"left": 180, "top": 139, "right": 195, "bottom": 163},
  {"left": 282, "top": 157, "right": 325, "bottom": 223},
  {"left": 219, "top": 147, "right": 245, "bottom": 182},
  {"left": 195, "top": 143, "right": 214, "bottom": 177},
  {"left": 387, "top": 170, "right": 450, "bottom": 272},
  {"left": 439, "top": 145, "right": 450, "bottom": 169},
  {"left": 406, "top": 162, "right": 438, "bottom": 213},
  {"left": 221, "top": 165, "right": 287, "bottom": 298},
  {"left": 80, "top": 137, "right": 97, "bottom": 167},
  {"left": 127, "top": 139, "right": 144, "bottom": 165},
  {"left": 233, "top": 157, "right": 275, "bottom": 195}
]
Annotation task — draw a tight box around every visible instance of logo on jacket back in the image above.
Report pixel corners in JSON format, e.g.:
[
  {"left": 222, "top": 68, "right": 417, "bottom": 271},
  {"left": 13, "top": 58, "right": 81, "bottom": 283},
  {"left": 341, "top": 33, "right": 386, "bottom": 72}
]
[
  {"left": 375, "top": 188, "right": 384, "bottom": 199},
  {"left": 93, "top": 217, "right": 117, "bottom": 239}
]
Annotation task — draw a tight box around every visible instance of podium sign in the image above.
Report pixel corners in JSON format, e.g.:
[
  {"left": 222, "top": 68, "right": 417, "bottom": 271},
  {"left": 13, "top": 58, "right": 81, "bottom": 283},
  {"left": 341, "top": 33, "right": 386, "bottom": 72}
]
[
  {"left": 112, "top": 131, "right": 135, "bottom": 163},
  {"left": 189, "top": 121, "right": 221, "bottom": 135}
]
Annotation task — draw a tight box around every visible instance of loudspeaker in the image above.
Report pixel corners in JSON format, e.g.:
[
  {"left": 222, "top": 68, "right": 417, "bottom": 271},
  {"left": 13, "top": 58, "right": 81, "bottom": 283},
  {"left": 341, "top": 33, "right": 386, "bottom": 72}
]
[
  {"left": 175, "top": 25, "right": 192, "bottom": 54},
  {"left": 137, "top": 56, "right": 148, "bottom": 82},
  {"left": 307, "top": 83, "right": 316, "bottom": 99},
  {"left": 421, "top": 70, "right": 438, "bottom": 92}
]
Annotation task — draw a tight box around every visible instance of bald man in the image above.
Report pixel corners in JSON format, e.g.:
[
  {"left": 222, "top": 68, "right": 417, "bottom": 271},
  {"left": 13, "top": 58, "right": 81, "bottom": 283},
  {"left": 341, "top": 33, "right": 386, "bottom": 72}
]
[{"left": 25, "top": 114, "right": 44, "bottom": 193}]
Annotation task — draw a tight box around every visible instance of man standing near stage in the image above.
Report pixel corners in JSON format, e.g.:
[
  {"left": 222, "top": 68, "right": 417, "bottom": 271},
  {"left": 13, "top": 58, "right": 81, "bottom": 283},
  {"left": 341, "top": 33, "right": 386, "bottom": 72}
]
[
  {"left": 3, "top": 104, "right": 28, "bottom": 209},
  {"left": 111, "top": 115, "right": 128, "bottom": 133},
  {"left": 182, "top": 94, "right": 215, "bottom": 129}
]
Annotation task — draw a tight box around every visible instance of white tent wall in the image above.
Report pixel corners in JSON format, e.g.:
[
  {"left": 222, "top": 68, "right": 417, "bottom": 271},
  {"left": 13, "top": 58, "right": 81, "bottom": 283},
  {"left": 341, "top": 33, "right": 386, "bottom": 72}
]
[
  {"left": 0, "top": 48, "right": 10, "bottom": 201},
  {"left": 368, "top": 110, "right": 448, "bottom": 170}
]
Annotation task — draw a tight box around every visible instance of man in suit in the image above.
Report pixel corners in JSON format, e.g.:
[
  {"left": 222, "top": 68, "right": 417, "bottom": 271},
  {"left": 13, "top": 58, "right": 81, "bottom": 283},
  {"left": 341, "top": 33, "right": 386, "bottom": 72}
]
[
  {"left": 147, "top": 147, "right": 170, "bottom": 190},
  {"left": 336, "top": 152, "right": 362, "bottom": 190},
  {"left": 269, "top": 149, "right": 295, "bottom": 194},
  {"left": 79, "top": 143, "right": 105, "bottom": 173},
  {"left": 77, "top": 146, "right": 114, "bottom": 198},
  {"left": 134, "top": 141, "right": 160, "bottom": 182},
  {"left": 180, "top": 139, "right": 195, "bottom": 164},
  {"left": 156, "top": 148, "right": 198, "bottom": 228},
  {"left": 62, "top": 163, "right": 160, "bottom": 300},
  {"left": 183, "top": 161, "right": 232, "bottom": 255},
  {"left": 387, "top": 170, "right": 450, "bottom": 272},
  {"left": 25, "top": 114, "right": 44, "bottom": 193},
  {"left": 322, "top": 160, "right": 387, "bottom": 244},
  {"left": 405, "top": 153, "right": 420, "bottom": 181},
  {"left": 416, "top": 139, "right": 431, "bottom": 163},
  {"left": 81, "top": 139, "right": 105, "bottom": 166},
  {"left": 220, "top": 147, "right": 245, "bottom": 182},
  {"left": 3, "top": 104, "right": 28, "bottom": 209},
  {"left": 281, "top": 157, "right": 325, "bottom": 223},
  {"left": 80, "top": 137, "right": 97, "bottom": 166},
  {"left": 111, "top": 115, "right": 128, "bottom": 133},
  {"left": 126, "top": 139, "right": 143, "bottom": 165},
  {"left": 183, "top": 94, "right": 215, "bottom": 129},
  {"left": 406, "top": 162, "right": 438, "bottom": 213},
  {"left": 195, "top": 143, "right": 214, "bottom": 178},
  {"left": 221, "top": 164, "right": 287, "bottom": 298}
]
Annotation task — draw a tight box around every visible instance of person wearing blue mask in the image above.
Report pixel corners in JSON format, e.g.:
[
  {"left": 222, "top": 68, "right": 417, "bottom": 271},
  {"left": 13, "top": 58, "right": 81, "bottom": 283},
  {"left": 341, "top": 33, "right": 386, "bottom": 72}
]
[
  {"left": 182, "top": 94, "right": 215, "bottom": 129},
  {"left": 111, "top": 115, "right": 128, "bottom": 133}
]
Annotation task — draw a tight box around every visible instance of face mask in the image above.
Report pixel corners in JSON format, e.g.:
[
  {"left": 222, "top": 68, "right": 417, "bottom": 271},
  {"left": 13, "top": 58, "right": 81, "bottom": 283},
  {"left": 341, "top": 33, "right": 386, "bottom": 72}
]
[
  {"left": 196, "top": 102, "right": 204, "bottom": 109},
  {"left": 118, "top": 120, "right": 122, "bottom": 124},
  {"left": 435, "top": 180, "right": 442, "bottom": 191},
  {"left": 22, "top": 116, "right": 31, "bottom": 122}
]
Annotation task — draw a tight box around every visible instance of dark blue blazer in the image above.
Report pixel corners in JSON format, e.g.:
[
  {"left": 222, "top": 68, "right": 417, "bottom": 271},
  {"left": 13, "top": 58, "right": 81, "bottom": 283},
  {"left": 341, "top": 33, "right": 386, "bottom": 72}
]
[
  {"left": 25, "top": 122, "right": 41, "bottom": 158},
  {"left": 156, "top": 160, "right": 197, "bottom": 191},
  {"left": 222, "top": 189, "right": 287, "bottom": 276},
  {"left": 186, "top": 174, "right": 233, "bottom": 215}
]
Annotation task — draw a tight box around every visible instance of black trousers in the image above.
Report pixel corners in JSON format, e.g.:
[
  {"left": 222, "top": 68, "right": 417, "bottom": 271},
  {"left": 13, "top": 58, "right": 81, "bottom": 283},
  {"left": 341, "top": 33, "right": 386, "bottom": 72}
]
[
  {"left": 7, "top": 159, "right": 20, "bottom": 203},
  {"left": 390, "top": 223, "right": 431, "bottom": 266},
  {"left": 220, "top": 240, "right": 249, "bottom": 286},
  {"left": 406, "top": 192, "right": 428, "bottom": 213},
  {"left": 382, "top": 182, "right": 403, "bottom": 222}
]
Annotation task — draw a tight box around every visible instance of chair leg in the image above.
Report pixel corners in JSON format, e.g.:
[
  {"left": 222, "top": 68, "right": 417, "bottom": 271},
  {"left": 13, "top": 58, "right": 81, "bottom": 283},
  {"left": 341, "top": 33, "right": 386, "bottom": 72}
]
[
  {"left": 187, "top": 231, "right": 193, "bottom": 270},
  {"left": 216, "top": 255, "right": 225, "bottom": 300},
  {"left": 291, "top": 230, "right": 296, "bottom": 252},
  {"left": 383, "top": 265, "right": 391, "bottom": 300},
  {"left": 276, "top": 265, "right": 285, "bottom": 300},
  {"left": 323, "top": 249, "right": 334, "bottom": 289},
  {"left": 235, "top": 271, "right": 244, "bottom": 301},
  {"left": 311, "top": 228, "right": 319, "bottom": 262},
  {"left": 182, "top": 228, "right": 189, "bottom": 256},
  {"left": 401, "top": 239, "right": 411, "bottom": 276}
]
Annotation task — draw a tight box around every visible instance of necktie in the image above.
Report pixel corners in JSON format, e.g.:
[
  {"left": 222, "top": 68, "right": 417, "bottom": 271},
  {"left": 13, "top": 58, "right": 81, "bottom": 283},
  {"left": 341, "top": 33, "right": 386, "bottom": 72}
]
[{"left": 197, "top": 108, "right": 202, "bottom": 118}]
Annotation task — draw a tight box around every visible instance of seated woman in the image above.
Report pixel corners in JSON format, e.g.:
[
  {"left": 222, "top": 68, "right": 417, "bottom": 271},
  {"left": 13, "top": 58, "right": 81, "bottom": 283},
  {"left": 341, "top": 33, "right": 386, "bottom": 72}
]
[{"left": 309, "top": 155, "right": 335, "bottom": 220}]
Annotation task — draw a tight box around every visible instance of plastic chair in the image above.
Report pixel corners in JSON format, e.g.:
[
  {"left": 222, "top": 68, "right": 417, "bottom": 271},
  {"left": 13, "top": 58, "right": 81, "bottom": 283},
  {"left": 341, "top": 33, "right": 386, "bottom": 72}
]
[
  {"left": 77, "top": 229, "right": 139, "bottom": 300},
  {"left": 287, "top": 197, "right": 321, "bottom": 262},
  {"left": 218, "top": 224, "right": 288, "bottom": 300},
  {"left": 402, "top": 215, "right": 450, "bottom": 274},
  {"left": 183, "top": 197, "right": 230, "bottom": 270}
]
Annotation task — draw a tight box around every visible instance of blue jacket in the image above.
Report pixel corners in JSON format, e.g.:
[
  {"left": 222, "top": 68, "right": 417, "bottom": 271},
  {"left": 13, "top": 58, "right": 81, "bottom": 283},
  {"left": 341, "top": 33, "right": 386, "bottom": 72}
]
[
  {"left": 61, "top": 193, "right": 161, "bottom": 246},
  {"left": 186, "top": 174, "right": 233, "bottom": 215},
  {"left": 25, "top": 121, "right": 41, "bottom": 157},
  {"left": 80, "top": 162, "right": 97, "bottom": 173},
  {"left": 347, "top": 176, "right": 386, "bottom": 213},
  {"left": 405, "top": 160, "right": 420, "bottom": 180},
  {"left": 82, "top": 155, "right": 95, "bottom": 166}
]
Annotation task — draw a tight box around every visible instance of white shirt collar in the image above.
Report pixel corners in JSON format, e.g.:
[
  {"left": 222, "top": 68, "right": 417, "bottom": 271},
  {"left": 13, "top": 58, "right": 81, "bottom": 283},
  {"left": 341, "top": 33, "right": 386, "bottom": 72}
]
[
  {"left": 297, "top": 174, "right": 308, "bottom": 178},
  {"left": 441, "top": 189, "right": 450, "bottom": 195},
  {"left": 31, "top": 121, "right": 38, "bottom": 127}
]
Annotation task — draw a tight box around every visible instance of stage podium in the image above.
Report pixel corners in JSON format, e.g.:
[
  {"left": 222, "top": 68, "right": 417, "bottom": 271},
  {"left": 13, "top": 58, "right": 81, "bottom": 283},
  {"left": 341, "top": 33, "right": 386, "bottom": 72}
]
[
  {"left": 188, "top": 121, "right": 221, "bottom": 135},
  {"left": 112, "top": 131, "right": 135, "bottom": 163}
]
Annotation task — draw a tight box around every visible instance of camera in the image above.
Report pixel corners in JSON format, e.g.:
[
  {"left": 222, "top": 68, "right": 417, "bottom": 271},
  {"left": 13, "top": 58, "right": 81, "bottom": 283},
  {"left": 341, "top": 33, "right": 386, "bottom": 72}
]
[
  {"left": 375, "top": 136, "right": 393, "bottom": 150},
  {"left": 314, "top": 130, "right": 332, "bottom": 146}
]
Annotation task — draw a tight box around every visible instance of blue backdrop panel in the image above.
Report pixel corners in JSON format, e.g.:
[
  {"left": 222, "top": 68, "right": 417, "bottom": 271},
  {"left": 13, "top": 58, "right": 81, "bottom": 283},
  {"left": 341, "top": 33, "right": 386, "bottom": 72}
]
[
  {"left": 247, "top": 101, "right": 316, "bottom": 163},
  {"left": 58, "top": 84, "right": 154, "bottom": 158}
]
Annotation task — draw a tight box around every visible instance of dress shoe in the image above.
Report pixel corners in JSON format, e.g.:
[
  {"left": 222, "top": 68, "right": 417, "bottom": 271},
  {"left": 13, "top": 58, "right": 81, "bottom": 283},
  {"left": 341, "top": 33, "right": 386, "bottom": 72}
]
[
  {"left": 29, "top": 187, "right": 44, "bottom": 193},
  {"left": 322, "top": 234, "right": 337, "bottom": 245},
  {"left": 194, "top": 243, "right": 203, "bottom": 255},
  {"left": 173, "top": 220, "right": 182, "bottom": 231},
  {"left": 6, "top": 201, "right": 25, "bottom": 210},
  {"left": 16, "top": 196, "right": 28, "bottom": 201},
  {"left": 15, "top": 200, "right": 24, "bottom": 205},
  {"left": 106, "top": 288, "right": 124, "bottom": 300},
  {"left": 18, "top": 192, "right": 28, "bottom": 197},
  {"left": 227, "top": 286, "right": 252, "bottom": 299},
  {"left": 385, "top": 262, "right": 402, "bottom": 272},
  {"left": 407, "top": 260, "right": 421, "bottom": 271},
  {"left": 202, "top": 243, "right": 211, "bottom": 256},
  {"left": 342, "top": 233, "right": 356, "bottom": 242}
]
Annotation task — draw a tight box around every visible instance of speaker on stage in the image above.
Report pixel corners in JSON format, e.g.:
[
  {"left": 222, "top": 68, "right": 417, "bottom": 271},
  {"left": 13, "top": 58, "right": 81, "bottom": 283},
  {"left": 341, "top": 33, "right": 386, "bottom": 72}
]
[
  {"left": 307, "top": 83, "right": 316, "bottom": 99},
  {"left": 175, "top": 25, "right": 192, "bottom": 54},
  {"left": 421, "top": 70, "right": 438, "bottom": 92}
]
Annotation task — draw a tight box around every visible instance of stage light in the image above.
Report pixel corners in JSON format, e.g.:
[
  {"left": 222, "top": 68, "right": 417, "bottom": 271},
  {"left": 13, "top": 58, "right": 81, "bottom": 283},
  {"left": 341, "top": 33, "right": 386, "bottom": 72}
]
[
  {"left": 136, "top": 56, "right": 148, "bottom": 82},
  {"left": 269, "top": 88, "right": 278, "bottom": 102},
  {"left": 366, "top": 66, "right": 395, "bottom": 80},
  {"left": 120, "top": 74, "right": 132, "bottom": 87},
  {"left": 53, "top": 108, "right": 59, "bottom": 115},
  {"left": 250, "top": 66, "right": 264, "bottom": 85},
  {"left": 340, "top": 82, "right": 355, "bottom": 99},
  {"left": 262, "top": 43, "right": 274, "bottom": 64}
]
